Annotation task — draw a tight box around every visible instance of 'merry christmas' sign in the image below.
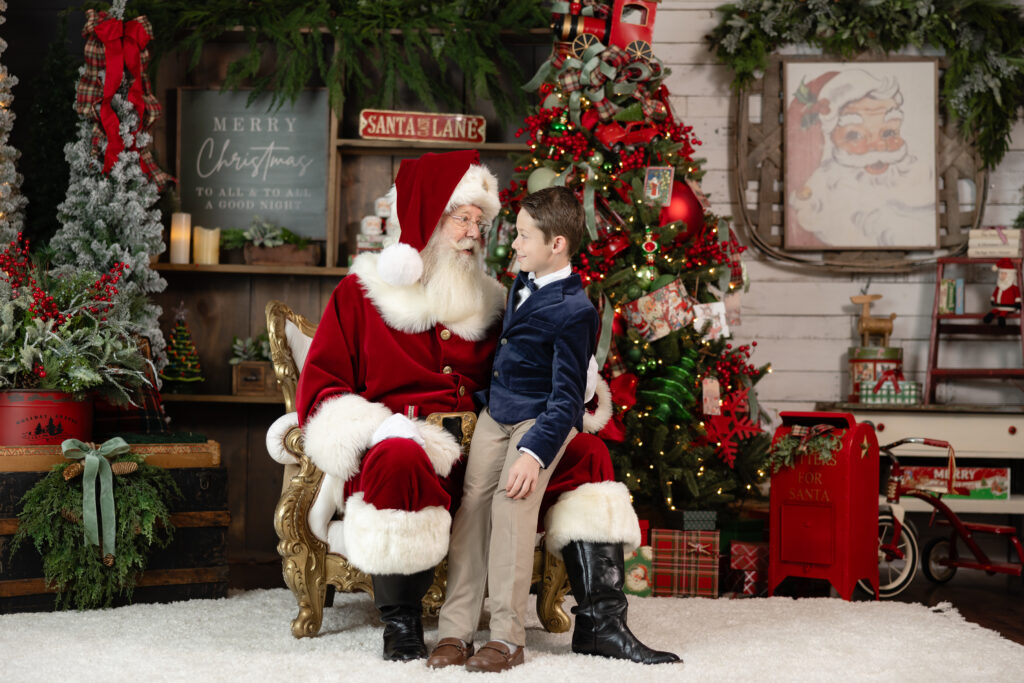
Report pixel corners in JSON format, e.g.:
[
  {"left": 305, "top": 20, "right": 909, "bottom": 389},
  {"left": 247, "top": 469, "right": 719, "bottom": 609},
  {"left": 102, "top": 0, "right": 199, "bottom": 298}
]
[
  {"left": 177, "top": 89, "right": 329, "bottom": 239},
  {"left": 359, "top": 109, "right": 486, "bottom": 144}
]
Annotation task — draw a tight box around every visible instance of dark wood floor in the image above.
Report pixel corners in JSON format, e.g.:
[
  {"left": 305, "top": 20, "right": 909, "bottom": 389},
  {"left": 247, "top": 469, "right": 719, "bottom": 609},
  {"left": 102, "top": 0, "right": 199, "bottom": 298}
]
[{"left": 230, "top": 555, "right": 1024, "bottom": 647}]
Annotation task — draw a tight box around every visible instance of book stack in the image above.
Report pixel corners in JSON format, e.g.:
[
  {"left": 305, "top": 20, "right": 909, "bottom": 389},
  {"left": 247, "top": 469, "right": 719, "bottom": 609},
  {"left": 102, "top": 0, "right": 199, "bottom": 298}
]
[
  {"left": 938, "top": 278, "right": 965, "bottom": 315},
  {"left": 967, "top": 227, "right": 1021, "bottom": 258}
]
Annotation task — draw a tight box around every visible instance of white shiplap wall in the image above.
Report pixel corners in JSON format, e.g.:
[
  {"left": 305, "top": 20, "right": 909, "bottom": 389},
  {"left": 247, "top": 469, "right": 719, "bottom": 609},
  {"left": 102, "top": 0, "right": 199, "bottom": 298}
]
[{"left": 652, "top": 1, "right": 1024, "bottom": 423}]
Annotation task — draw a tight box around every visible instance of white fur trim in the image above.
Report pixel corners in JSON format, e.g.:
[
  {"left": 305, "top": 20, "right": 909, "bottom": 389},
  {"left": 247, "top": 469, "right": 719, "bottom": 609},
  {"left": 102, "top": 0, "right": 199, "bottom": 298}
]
[
  {"left": 447, "top": 164, "right": 501, "bottom": 222},
  {"left": 308, "top": 472, "right": 339, "bottom": 545},
  {"left": 417, "top": 419, "right": 462, "bottom": 478},
  {"left": 326, "top": 520, "right": 347, "bottom": 556},
  {"left": 582, "top": 377, "right": 612, "bottom": 434},
  {"left": 303, "top": 393, "right": 392, "bottom": 482},
  {"left": 350, "top": 253, "right": 506, "bottom": 340},
  {"left": 377, "top": 242, "right": 423, "bottom": 287},
  {"left": 341, "top": 493, "right": 451, "bottom": 574},
  {"left": 543, "top": 481, "right": 641, "bottom": 559},
  {"left": 266, "top": 412, "right": 300, "bottom": 465}
]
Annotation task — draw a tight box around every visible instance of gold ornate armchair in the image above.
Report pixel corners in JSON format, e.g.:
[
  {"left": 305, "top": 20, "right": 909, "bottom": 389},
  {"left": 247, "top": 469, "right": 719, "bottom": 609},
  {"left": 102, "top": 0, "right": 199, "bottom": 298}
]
[{"left": 265, "top": 300, "right": 571, "bottom": 638}]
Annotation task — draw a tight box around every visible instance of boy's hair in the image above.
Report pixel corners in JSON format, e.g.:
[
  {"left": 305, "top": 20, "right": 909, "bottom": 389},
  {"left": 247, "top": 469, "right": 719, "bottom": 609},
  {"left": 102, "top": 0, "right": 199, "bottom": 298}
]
[{"left": 519, "top": 186, "right": 585, "bottom": 255}]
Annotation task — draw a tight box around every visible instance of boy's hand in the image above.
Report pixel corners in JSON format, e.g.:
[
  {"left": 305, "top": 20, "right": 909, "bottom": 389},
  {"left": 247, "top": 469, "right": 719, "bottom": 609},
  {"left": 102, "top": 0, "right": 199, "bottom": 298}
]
[{"left": 506, "top": 452, "right": 541, "bottom": 499}]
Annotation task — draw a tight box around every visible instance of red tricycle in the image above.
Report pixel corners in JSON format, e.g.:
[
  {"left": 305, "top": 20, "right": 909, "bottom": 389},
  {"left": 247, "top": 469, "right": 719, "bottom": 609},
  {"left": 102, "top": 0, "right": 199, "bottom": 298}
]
[{"left": 859, "top": 437, "right": 1024, "bottom": 598}]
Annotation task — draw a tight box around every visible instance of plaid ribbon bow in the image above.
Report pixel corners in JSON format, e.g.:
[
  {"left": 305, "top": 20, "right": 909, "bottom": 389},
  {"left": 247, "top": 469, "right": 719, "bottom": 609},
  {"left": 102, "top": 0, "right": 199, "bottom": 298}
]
[
  {"left": 789, "top": 423, "right": 835, "bottom": 455},
  {"left": 75, "top": 10, "right": 173, "bottom": 191},
  {"left": 872, "top": 368, "right": 904, "bottom": 394},
  {"left": 685, "top": 540, "right": 717, "bottom": 557}
]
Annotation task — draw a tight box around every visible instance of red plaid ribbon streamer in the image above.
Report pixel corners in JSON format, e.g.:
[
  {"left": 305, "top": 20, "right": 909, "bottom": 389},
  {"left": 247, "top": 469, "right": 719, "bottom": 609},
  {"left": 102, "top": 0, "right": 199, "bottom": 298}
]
[
  {"left": 872, "top": 368, "right": 904, "bottom": 394},
  {"left": 650, "top": 529, "right": 719, "bottom": 598},
  {"left": 633, "top": 85, "right": 668, "bottom": 121},
  {"left": 789, "top": 423, "right": 835, "bottom": 455},
  {"left": 75, "top": 10, "right": 173, "bottom": 191}
]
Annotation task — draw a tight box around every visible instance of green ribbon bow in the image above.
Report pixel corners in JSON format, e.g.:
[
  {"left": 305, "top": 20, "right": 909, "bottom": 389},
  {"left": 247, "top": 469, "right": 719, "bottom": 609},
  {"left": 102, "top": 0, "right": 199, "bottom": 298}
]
[{"left": 61, "top": 437, "right": 131, "bottom": 560}]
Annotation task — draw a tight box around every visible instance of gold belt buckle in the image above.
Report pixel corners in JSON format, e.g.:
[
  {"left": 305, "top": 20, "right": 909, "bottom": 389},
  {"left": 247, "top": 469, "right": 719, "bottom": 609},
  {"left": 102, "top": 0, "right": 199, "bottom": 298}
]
[{"left": 425, "top": 411, "right": 477, "bottom": 452}]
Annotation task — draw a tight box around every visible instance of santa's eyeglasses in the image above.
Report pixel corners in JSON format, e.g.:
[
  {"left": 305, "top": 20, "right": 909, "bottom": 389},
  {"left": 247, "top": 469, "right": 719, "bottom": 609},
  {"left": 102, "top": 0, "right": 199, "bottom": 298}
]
[{"left": 447, "top": 213, "right": 490, "bottom": 232}]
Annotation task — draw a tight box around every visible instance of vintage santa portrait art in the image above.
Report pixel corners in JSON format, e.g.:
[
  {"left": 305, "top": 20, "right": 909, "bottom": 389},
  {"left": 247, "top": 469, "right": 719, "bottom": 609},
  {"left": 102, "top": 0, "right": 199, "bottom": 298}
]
[{"left": 783, "top": 59, "right": 939, "bottom": 251}]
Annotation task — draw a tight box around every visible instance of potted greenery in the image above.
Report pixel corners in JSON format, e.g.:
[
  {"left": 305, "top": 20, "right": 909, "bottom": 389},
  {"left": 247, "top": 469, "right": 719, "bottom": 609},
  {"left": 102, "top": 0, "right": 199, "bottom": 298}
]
[
  {"left": 221, "top": 216, "right": 321, "bottom": 266},
  {"left": 0, "top": 235, "right": 150, "bottom": 445},
  {"left": 229, "top": 332, "right": 277, "bottom": 397}
]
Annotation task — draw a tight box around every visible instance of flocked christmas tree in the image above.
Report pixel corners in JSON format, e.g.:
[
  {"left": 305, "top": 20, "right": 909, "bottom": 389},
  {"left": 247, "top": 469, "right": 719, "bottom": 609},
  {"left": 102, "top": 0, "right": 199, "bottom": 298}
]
[
  {"left": 159, "top": 304, "right": 204, "bottom": 388},
  {"left": 49, "top": 0, "right": 171, "bottom": 370},
  {"left": 0, "top": 0, "right": 28, "bottom": 245},
  {"left": 490, "top": 2, "right": 772, "bottom": 517}
]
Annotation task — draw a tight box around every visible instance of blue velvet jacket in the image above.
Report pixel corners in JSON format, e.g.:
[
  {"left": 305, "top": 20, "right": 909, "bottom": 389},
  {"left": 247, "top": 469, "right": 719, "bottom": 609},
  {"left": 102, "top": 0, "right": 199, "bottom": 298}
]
[{"left": 477, "top": 273, "right": 598, "bottom": 467}]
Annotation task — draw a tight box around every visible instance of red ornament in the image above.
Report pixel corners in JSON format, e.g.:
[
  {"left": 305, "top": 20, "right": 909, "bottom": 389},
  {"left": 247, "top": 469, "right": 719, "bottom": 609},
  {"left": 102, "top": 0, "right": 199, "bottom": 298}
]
[{"left": 660, "top": 180, "right": 706, "bottom": 242}]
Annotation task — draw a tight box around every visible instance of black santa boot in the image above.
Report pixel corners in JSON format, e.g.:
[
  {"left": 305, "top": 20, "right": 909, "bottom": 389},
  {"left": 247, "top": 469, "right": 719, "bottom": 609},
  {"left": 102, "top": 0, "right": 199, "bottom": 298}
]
[
  {"left": 372, "top": 569, "right": 434, "bottom": 661},
  {"left": 562, "top": 540, "right": 681, "bottom": 665}
]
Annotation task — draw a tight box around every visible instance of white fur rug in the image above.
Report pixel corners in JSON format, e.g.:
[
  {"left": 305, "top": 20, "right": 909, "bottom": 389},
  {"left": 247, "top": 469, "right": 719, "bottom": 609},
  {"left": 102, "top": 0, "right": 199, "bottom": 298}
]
[{"left": 2, "top": 588, "right": 1023, "bottom": 682}]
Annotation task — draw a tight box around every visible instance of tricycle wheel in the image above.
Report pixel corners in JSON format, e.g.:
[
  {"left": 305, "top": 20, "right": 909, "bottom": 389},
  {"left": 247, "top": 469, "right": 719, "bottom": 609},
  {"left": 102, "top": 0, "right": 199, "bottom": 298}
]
[
  {"left": 922, "top": 537, "right": 957, "bottom": 583},
  {"left": 858, "top": 511, "right": 918, "bottom": 598}
]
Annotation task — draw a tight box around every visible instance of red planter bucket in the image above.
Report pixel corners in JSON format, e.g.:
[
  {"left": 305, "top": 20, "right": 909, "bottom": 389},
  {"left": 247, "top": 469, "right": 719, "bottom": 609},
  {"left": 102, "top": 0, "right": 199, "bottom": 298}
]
[{"left": 0, "top": 390, "right": 94, "bottom": 446}]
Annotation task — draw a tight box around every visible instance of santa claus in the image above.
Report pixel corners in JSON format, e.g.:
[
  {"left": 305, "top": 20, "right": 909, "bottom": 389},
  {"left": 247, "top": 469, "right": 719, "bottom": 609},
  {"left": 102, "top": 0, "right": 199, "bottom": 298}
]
[
  {"left": 983, "top": 258, "right": 1021, "bottom": 325},
  {"left": 286, "top": 150, "right": 674, "bottom": 664},
  {"left": 786, "top": 68, "right": 936, "bottom": 249}
]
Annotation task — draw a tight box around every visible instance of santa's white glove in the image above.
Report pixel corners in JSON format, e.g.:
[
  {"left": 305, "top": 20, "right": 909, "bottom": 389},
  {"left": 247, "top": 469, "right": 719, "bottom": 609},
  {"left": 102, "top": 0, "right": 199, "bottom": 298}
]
[
  {"left": 370, "top": 413, "right": 425, "bottom": 448},
  {"left": 585, "top": 355, "right": 599, "bottom": 403}
]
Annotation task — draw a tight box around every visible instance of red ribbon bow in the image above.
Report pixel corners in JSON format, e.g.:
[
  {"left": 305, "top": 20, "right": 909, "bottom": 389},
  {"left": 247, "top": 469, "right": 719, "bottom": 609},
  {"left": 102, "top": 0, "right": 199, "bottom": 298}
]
[
  {"left": 94, "top": 15, "right": 151, "bottom": 173},
  {"left": 872, "top": 368, "right": 904, "bottom": 394},
  {"left": 789, "top": 423, "right": 835, "bottom": 455}
]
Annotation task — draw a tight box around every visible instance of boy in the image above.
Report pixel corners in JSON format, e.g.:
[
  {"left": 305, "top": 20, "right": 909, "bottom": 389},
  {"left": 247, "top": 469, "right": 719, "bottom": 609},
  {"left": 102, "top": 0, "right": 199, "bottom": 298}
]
[{"left": 428, "top": 186, "right": 598, "bottom": 672}]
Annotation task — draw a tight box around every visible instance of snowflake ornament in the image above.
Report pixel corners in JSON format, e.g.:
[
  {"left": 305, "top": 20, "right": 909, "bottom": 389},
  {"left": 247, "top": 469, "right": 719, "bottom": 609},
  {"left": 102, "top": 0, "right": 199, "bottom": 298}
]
[{"left": 705, "top": 388, "right": 761, "bottom": 467}]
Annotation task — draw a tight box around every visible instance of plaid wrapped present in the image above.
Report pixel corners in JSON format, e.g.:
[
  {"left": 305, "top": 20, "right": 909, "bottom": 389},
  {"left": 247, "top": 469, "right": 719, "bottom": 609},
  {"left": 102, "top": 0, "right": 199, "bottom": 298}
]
[
  {"left": 650, "top": 529, "right": 719, "bottom": 598},
  {"left": 623, "top": 546, "right": 653, "bottom": 597},
  {"left": 682, "top": 510, "right": 716, "bottom": 531},
  {"left": 858, "top": 376, "right": 921, "bottom": 406},
  {"left": 730, "top": 541, "right": 768, "bottom": 572}
]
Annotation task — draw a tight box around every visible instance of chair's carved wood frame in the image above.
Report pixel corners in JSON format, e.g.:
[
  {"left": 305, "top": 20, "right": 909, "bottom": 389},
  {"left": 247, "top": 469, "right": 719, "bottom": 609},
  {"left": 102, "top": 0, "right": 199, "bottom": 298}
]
[{"left": 266, "top": 300, "right": 571, "bottom": 638}]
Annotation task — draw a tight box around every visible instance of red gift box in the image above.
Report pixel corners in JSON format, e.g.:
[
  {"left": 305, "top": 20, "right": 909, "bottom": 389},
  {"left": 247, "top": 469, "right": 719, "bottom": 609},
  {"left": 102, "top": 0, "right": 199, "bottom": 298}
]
[
  {"left": 650, "top": 529, "right": 719, "bottom": 598},
  {"left": 730, "top": 540, "right": 769, "bottom": 572}
]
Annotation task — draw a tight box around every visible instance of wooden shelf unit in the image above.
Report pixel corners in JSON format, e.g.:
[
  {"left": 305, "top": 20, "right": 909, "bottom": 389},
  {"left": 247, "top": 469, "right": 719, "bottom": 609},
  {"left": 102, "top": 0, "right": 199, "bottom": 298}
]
[
  {"left": 162, "top": 393, "right": 283, "bottom": 404},
  {"left": 925, "top": 257, "right": 1024, "bottom": 403},
  {"left": 154, "top": 263, "right": 348, "bottom": 277}
]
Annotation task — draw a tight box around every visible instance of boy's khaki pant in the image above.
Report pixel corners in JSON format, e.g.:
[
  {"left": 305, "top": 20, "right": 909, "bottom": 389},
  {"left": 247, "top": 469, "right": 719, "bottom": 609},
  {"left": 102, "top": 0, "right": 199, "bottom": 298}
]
[{"left": 438, "top": 407, "right": 575, "bottom": 647}]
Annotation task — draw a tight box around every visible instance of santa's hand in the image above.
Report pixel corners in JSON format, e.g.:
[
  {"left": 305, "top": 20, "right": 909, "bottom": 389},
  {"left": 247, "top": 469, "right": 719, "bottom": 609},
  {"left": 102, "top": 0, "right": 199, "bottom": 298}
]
[
  {"left": 370, "top": 413, "right": 425, "bottom": 448},
  {"left": 585, "top": 355, "right": 599, "bottom": 403}
]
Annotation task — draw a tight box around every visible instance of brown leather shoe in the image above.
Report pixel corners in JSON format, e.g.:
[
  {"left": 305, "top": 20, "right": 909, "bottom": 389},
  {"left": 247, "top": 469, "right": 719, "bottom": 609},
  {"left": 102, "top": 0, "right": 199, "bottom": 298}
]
[
  {"left": 464, "top": 641, "right": 524, "bottom": 672},
  {"left": 426, "top": 638, "right": 474, "bottom": 669}
]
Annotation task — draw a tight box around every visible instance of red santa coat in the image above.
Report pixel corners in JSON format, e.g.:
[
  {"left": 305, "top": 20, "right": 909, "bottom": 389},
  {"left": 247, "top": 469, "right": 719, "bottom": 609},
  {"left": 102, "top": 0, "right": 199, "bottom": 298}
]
[
  {"left": 991, "top": 283, "right": 1022, "bottom": 315},
  {"left": 297, "top": 254, "right": 640, "bottom": 575}
]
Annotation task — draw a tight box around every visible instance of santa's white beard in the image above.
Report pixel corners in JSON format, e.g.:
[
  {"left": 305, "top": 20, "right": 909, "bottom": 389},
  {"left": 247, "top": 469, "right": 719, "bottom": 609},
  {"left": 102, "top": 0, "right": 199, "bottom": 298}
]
[
  {"left": 790, "top": 146, "right": 935, "bottom": 247},
  {"left": 420, "top": 234, "right": 489, "bottom": 325}
]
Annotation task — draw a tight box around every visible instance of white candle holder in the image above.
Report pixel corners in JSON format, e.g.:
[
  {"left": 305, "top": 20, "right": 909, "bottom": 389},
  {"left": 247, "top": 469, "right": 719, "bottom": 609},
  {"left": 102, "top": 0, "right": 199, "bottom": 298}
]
[{"left": 170, "top": 213, "right": 192, "bottom": 264}]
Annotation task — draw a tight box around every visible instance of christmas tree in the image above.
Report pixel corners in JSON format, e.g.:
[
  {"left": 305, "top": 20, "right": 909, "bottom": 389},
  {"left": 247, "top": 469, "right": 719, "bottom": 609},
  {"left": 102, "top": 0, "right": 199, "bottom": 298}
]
[
  {"left": 0, "top": 0, "right": 28, "bottom": 245},
  {"left": 160, "top": 304, "right": 205, "bottom": 388},
  {"left": 49, "top": 2, "right": 171, "bottom": 370},
  {"left": 491, "top": 2, "right": 771, "bottom": 517}
]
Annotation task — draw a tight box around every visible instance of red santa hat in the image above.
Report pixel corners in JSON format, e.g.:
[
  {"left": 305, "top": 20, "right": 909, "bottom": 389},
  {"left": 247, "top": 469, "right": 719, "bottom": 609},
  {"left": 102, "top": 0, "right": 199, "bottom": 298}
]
[
  {"left": 377, "top": 150, "right": 500, "bottom": 286},
  {"left": 996, "top": 258, "right": 1015, "bottom": 271}
]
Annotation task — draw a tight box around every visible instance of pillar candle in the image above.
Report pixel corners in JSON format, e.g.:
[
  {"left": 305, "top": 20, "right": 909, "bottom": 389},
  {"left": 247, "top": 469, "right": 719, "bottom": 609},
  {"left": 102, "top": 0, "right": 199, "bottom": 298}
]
[
  {"left": 170, "top": 213, "right": 191, "bottom": 264},
  {"left": 192, "top": 226, "right": 221, "bottom": 265}
]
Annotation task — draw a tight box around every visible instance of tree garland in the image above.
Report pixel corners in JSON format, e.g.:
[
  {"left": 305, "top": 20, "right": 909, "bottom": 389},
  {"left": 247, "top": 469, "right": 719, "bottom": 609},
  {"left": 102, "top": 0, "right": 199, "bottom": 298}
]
[
  {"left": 707, "top": 0, "right": 1024, "bottom": 168},
  {"left": 86, "top": 0, "right": 549, "bottom": 123},
  {"left": 10, "top": 450, "right": 179, "bottom": 610},
  {"left": 767, "top": 431, "right": 843, "bottom": 473}
]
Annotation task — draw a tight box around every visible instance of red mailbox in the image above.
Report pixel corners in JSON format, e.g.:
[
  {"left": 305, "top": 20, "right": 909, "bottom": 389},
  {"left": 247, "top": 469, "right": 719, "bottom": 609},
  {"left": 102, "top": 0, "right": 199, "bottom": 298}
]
[{"left": 767, "top": 411, "right": 879, "bottom": 600}]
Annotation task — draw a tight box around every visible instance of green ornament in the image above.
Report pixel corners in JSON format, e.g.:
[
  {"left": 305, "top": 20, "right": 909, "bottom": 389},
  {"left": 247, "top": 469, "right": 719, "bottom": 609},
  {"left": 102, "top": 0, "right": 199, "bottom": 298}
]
[
  {"left": 542, "top": 93, "right": 562, "bottom": 109},
  {"left": 627, "top": 346, "right": 644, "bottom": 362},
  {"left": 550, "top": 121, "right": 567, "bottom": 133},
  {"left": 494, "top": 244, "right": 509, "bottom": 259},
  {"left": 588, "top": 150, "right": 604, "bottom": 166},
  {"left": 626, "top": 284, "right": 644, "bottom": 299},
  {"left": 527, "top": 166, "right": 558, "bottom": 193},
  {"left": 636, "top": 265, "right": 658, "bottom": 286},
  {"left": 603, "top": 162, "right": 614, "bottom": 172}
]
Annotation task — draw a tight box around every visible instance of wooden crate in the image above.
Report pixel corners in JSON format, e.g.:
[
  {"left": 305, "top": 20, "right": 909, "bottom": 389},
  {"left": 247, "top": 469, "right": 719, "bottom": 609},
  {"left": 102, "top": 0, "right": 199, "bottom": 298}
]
[
  {"left": 232, "top": 361, "right": 279, "bottom": 397},
  {"left": 0, "top": 441, "right": 229, "bottom": 613}
]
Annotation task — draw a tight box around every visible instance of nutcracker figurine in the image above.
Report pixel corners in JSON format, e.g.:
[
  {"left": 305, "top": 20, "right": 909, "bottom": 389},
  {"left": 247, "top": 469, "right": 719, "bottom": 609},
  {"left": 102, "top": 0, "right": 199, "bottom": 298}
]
[{"left": 982, "top": 258, "right": 1021, "bottom": 325}]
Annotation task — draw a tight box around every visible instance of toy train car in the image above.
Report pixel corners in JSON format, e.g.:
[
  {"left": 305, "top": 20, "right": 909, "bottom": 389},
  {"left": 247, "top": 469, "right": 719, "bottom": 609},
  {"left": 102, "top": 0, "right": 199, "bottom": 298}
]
[{"left": 552, "top": 0, "right": 658, "bottom": 60}]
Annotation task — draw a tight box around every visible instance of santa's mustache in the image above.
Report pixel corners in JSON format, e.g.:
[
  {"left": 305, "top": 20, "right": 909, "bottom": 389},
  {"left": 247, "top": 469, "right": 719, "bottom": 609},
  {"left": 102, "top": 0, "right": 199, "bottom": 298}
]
[
  {"left": 832, "top": 144, "right": 908, "bottom": 170},
  {"left": 452, "top": 237, "right": 481, "bottom": 255}
]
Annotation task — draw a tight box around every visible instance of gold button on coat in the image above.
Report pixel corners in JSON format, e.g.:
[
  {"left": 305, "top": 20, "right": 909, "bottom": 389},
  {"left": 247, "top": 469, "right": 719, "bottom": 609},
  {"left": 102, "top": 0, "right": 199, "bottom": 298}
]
[
  {"left": 442, "top": 366, "right": 453, "bottom": 374},
  {"left": 440, "top": 329, "right": 452, "bottom": 340},
  {"left": 458, "top": 386, "right": 466, "bottom": 396}
]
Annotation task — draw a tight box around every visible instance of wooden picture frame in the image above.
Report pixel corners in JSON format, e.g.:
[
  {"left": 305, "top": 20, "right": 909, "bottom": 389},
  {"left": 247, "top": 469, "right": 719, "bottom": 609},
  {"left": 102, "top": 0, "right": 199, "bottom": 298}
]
[
  {"left": 731, "top": 54, "right": 986, "bottom": 271},
  {"left": 783, "top": 58, "right": 939, "bottom": 251}
]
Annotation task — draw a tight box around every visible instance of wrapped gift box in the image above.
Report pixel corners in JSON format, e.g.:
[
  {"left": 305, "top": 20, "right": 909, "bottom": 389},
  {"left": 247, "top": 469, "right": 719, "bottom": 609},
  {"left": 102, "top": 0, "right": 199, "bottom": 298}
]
[
  {"left": 729, "top": 540, "right": 769, "bottom": 596},
  {"left": 650, "top": 529, "right": 719, "bottom": 598},
  {"left": 623, "top": 545, "right": 653, "bottom": 597},
  {"left": 622, "top": 279, "right": 693, "bottom": 341},
  {"left": 848, "top": 346, "right": 902, "bottom": 402},
  {"left": 664, "top": 509, "right": 717, "bottom": 531},
  {"left": 858, "top": 379, "right": 920, "bottom": 406}
]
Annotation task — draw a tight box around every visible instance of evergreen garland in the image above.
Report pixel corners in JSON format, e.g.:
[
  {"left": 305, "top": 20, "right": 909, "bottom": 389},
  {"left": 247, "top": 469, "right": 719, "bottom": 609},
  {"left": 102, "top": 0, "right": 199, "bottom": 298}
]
[
  {"left": 767, "top": 431, "right": 844, "bottom": 473},
  {"left": 10, "top": 451, "right": 179, "bottom": 610},
  {"left": 707, "top": 0, "right": 1024, "bottom": 168},
  {"left": 87, "top": 0, "right": 549, "bottom": 124}
]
